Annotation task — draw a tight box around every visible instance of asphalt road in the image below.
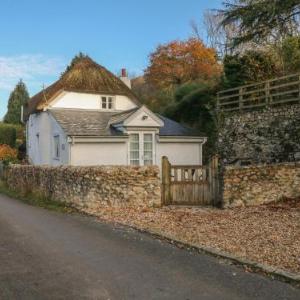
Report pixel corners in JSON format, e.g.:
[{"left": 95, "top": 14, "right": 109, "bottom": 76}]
[{"left": 0, "top": 194, "right": 299, "bottom": 300}]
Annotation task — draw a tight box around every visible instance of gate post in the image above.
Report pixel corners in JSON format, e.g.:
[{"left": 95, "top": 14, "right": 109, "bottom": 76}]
[
  {"left": 210, "top": 155, "right": 220, "bottom": 206},
  {"left": 161, "top": 156, "right": 171, "bottom": 205}
]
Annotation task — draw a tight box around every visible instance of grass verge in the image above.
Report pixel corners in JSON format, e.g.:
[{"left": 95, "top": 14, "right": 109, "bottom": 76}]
[{"left": 0, "top": 180, "right": 75, "bottom": 213}]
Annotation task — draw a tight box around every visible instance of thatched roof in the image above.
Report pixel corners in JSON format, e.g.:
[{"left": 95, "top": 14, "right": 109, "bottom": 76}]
[{"left": 25, "top": 55, "right": 140, "bottom": 119}]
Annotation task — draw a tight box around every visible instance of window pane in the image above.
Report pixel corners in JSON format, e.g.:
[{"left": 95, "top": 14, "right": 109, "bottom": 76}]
[
  {"left": 102, "top": 97, "right": 107, "bottom": 109},
  {"left": 54, "top": 136, "right": 60, "bottom": 158},
  {"left": 108, "top": 97, "right": 113, "bottom": 109},
  {"left": 130, "top": 134, "right": 139, "bottom": 142},
  {"left": 144, "top": 143, "right": 152, "bottom": 151},
  {"left": 144, "top": 159, "right": 153, "bottom": 166},
  {"left": 130, "top": 134, "right": 139, "bottom": 165},
  {"left": 144, "top": 134, "right": 152, "bottom": 142},
  {"left": 143, "top": 134, "right": 153, "bottom": 165}
]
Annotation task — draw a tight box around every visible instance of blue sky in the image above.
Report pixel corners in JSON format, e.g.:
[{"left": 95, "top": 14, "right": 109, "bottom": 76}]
[{"left": 0, "top": 0, "right": 222, "bottom": 118}]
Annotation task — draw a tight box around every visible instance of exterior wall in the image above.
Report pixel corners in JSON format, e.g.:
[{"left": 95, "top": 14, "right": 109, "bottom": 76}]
[
  {"left": 50, "top": 92, "right": 137, "bottom": 111},
  {"left": 156, "top": 142, "right": 203, "bottom": 167},
  {"left": 115, "top": 95, "right": 137, "bottom": 111},
  {"left": 223, "top": 162, "right": 300, "bottom": 207},
  {"left": 70, "top": 142, "right": 127, "bottom": 165},
  {"left": 4, "top": 164, "right": 161, "bottom": 209},
  {"left": 218, "top": 104, "right": 300, "bottom": 164},
  {"left": 27, "top": 112, "right": 69, "bottom": 165},
  {"left": 70, "top": 138, "right": 203, "bottom": 168}
]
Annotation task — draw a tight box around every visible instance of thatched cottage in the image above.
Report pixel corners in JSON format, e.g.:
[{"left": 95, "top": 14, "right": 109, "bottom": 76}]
[{"left": 24, "top": 56, "right": 206, "bottom": 167}]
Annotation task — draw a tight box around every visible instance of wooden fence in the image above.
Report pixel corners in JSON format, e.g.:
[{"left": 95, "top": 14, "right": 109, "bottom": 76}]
[
  {"left": 217, "top": 73, "right": 300, "bottom": 112},
  {"left": 161, "top": 156, "right": 220, "bottom": 206}
]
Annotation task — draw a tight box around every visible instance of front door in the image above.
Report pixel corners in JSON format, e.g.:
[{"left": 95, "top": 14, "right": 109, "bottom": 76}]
[{"left": 129, "top": 133, "right": 154, "bottom": 166}]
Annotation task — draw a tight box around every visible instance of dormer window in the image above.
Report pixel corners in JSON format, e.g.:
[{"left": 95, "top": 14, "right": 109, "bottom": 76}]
[{"left": 101, "top": 96, "right": 114, "bottom": 110}]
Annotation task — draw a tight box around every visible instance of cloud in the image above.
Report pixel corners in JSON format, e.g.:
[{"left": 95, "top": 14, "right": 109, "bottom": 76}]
[{"left": 0, "top": 54, "right": 65, "bottom": 90}]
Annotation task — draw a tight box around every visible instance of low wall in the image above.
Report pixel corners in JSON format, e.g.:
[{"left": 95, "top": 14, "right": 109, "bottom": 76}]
[
  {"left": 4, "top": 165, "right": 161, "bottom": 212},
  {"left": 223, "top": 162, "right": 300, "bottom": 207}
]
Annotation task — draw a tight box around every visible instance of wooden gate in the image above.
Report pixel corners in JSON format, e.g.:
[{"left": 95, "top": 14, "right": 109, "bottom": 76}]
[{"left": 161, "top": 156, "right": 220, "bottom": 206}]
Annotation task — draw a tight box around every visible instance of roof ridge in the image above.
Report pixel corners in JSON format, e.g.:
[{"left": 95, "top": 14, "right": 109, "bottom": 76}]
[{"left": 111, "top": 107, "right": 139, "bottom": 117}]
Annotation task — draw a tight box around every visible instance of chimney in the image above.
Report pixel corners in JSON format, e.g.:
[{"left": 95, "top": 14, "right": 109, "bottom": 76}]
[
  {"left": 121, "top": 68, "right": 127, "bottom": 77},
  {"left": 120, "top": 68, "right": 131, "bottom": 89}
]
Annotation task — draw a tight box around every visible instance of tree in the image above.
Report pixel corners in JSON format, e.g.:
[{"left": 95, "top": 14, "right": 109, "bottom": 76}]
[
  {"left": 222, "top": 50, "right": 279, "bottom": 88},
  {"left": 221, "top": 0, "right": 300, "bottom": 47},
  {"left": 144, "top": 38, "right": 221, "bottom": 90},
  {"left": 4, "top": 80, "right": 29, "bottom": 124},
  {"left": 163, "top": 82, "right": 217, "bottom": 160},
  {"left": 202, "top": 10, "right": 241, "bottom": 58},
  {"left": 131, "top": 76, "right": 174, "bottom": 112},
  {"left": 0, "top": 123, "right": 17, "bottom": 147},
  {"left": 281, "top": 36, "right": 300, "bottom": 73}
]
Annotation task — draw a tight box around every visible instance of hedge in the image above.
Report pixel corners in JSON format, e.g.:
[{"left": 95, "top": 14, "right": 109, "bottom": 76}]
[{"left": 0, "top": 123, "right": 17, "bottom": 148}]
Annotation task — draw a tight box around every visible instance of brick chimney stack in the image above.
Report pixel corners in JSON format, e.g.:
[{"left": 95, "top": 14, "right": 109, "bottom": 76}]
[
  {"left": 121, "top": 68, "right": 127, "bottom": 77},
  {"left": 120, "top": 68, "right": 131, "bottom": 89}
]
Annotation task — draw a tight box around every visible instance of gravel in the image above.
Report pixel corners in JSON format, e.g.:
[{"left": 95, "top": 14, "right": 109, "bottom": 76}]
[{"left": 93, "top": 199, "right": 300, "bottom": 274}]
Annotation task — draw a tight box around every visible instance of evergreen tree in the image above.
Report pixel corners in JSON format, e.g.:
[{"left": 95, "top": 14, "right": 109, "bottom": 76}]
[
  {"left": 222, "top": 50, "right": 279, "bottom": 88},
  {"left": 4, "top": 80, "right": 29, "bottom": 124},
  {"left": 281, "top": 36, "right": 300, "bottom": 73},
  {"left": 221, "top": 0, "right": 300, "bottom": 47}
]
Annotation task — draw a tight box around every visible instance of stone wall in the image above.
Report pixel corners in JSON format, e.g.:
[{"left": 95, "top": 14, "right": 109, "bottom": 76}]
[
  {"left": 223, "top": 162, "right": 300, "bottom": 207},
  {"left": 218, "top": 104, "right": 300, "bottom": 164},
  {"left": 4, "top": 165, "right": 161, "bottom": 212}
]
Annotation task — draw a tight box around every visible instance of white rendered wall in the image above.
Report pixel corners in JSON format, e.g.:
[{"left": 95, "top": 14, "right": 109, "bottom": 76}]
[
  {"left": 50, "top": 92, "right": 137, "bottom": 111},
  {"left": 156, "top": 142, "right": 203, "bottom": 167},
  {"left": 115, "top": 95, "right": 137, "bottom": 111},
  {"left": 27, "top": 112, "right": 69, "bottom": 165},
  {"left": 70, "top": 142, "right": 127, "bottom": 165}
]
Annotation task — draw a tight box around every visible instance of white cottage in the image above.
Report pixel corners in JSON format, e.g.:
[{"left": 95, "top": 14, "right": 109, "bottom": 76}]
[{"left": 24, "top": 56, "right": 206, "bottom": 167}]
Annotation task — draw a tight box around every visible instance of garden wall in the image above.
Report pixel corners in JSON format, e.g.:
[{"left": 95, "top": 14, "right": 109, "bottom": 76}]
[
  {"left": 223, "top": 162, "right": 300, "bottom": 207},
  {"left": 4, "top": 165, "right": 161, "bottom": 212},
  {"left": 218, "top": 104, "right": 300, "bottom": 164}
]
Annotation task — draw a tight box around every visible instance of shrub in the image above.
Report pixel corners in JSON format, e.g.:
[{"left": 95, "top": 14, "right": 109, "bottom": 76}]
[
  {"left": 0, "top": 144, "right": 18, "bottom": 164},
  {"left": 0, "top": 123, "right": 17, "bottom": 148}
]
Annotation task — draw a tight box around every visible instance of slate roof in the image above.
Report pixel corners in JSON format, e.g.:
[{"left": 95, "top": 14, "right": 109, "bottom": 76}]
[
  {"left": 50, "top": 109, "right": 125, "bottom": 136},
  {"left": 157, "top": 115, "right": 202, "bottom": 136},
  {"left": 108, "top": 108, "right": 139, "bottom": 125},
  {"left": 50, "top": 108, "right": 203, "bottom": 138},
  {"left": 25, "top": 56, "right": 140, "bottom": 119}
]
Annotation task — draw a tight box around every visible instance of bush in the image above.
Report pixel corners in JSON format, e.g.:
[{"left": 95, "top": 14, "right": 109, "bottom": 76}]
[
  {"left": 0, "top": 123, "right": 17, "bottom": 148},
  {"left": 0, "top": 144, "right": 18, "bottom": 164}
]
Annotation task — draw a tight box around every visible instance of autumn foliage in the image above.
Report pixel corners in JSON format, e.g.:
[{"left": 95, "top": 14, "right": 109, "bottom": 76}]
[
  {"left": 145, "top": 38, "right": 221, "bottom": 89},
  {"left": 0, "top": 144, "right": 18, "bottom": 163}
]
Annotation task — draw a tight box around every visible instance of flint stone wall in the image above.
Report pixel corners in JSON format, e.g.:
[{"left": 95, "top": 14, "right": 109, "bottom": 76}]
[
  {"left": 4, "top": 165, "right": 161, "bottom": 212},
  {"left": 218, "top": 104, "right": 300, "bottom": 164},
  {"left": 223, "top": 162, "right": 300, "bottom": 207}
]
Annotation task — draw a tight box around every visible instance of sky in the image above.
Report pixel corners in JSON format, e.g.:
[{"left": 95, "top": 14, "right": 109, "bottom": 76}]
[{"left": 0, "top": 0, "right": 222, "bottom": 119}]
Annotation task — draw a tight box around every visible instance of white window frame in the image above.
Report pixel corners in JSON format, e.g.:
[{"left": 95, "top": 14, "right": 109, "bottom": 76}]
[
  {"left": 127, "top": 131, "right": 156, "bottom": 166},
  {"left": 101, "top": 96, "right": 115, "bottom": 110},
  {"left": 53, "top": 135, "right": 60, "bottom": 160}
]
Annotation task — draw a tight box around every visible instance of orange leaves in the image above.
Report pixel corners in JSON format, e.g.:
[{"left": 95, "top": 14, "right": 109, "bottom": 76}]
[
  {"left": 145, "top": 38, "right": 222, "bottom": 89},
  {"left": 0, "top": 144, "right": 18, "bottom": 163}
]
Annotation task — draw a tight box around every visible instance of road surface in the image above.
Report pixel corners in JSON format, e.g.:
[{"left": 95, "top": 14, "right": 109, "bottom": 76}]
[{"left": 0, "top": 193, "right": 299, "bottom": 300}]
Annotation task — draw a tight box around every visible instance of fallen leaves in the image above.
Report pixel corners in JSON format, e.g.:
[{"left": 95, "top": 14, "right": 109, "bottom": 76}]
[{"left": 91, "top": 199, "right": 300, "bottom": 274}]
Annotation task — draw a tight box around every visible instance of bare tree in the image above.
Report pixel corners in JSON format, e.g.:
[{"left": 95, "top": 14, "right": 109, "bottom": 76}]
[{"left": 190, "top": 19, "right": 202, "bottom": 41}]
